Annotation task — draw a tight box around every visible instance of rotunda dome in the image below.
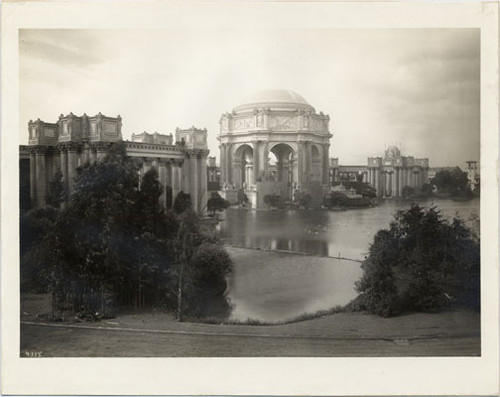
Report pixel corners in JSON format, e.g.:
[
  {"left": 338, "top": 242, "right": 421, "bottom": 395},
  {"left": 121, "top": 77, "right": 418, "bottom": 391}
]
[{"left": 233, "top": 89, "right": 315, "bottom": 113}]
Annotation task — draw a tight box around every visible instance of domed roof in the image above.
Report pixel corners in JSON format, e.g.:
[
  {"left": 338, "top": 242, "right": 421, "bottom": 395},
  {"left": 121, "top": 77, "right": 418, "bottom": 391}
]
[{"left": 233, "top": 89, "right": 315, "bottom": 113}]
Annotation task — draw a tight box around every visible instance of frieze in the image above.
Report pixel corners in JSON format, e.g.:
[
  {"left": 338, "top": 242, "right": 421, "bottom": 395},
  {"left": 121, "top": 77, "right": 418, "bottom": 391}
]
[
  {"left": 269, "top": 115, "right": 297, "bottom": 131},
  {"left": 233, "top": 117, "right": 254, "bottom": 131}
]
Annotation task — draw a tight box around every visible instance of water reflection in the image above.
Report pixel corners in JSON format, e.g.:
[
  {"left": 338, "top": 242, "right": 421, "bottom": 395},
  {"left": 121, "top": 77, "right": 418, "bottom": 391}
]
[{"left": 221, "top": 199, "right": 480, "bottom": 322}]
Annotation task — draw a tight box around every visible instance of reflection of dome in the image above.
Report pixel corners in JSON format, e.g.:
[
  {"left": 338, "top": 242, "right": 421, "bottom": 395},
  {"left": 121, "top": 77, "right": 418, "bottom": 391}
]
[{"left": 233, "top": 89, "right": 315, "bottom": 113}]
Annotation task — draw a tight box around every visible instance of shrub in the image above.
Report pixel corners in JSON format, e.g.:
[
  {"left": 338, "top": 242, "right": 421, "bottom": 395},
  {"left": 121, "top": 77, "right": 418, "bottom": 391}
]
[{"left": 354, "top": 204, "right": 480, "bottom": 316}]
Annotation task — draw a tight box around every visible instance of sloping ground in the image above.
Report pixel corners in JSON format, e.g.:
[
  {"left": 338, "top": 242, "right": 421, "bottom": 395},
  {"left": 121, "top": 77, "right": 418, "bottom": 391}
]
[
  {"left": 21, "top": 293, "right": 480, "bottom": 357},
  {"left": 20, "top": 246, "right": 480, "bottom": 357}
]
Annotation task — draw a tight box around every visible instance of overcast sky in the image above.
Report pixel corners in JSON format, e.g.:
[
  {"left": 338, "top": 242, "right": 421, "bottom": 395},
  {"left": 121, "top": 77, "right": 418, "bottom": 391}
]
[{"left": 19, "top": 29, "right": 479, "bottom": 167}]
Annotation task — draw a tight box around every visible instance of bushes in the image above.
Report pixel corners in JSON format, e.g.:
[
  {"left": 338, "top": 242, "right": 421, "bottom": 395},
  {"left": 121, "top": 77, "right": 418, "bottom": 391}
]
[
  {"left": 207, "top": 192, "right": 230, "bottom": 215},
  {"left": 354, "top": 204, "right": 480, "bottom": 316},
  {"left": 20, "top": 143, "right": 233, "bottom": 320}
]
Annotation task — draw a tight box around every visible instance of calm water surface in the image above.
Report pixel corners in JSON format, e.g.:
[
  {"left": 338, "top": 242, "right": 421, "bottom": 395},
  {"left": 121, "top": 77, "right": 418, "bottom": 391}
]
[{"left": 219, "top": 199, "right": 480, "bottom": 322}]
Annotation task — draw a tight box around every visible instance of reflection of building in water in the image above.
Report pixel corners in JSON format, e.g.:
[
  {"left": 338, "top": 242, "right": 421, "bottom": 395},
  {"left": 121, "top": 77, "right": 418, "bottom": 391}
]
[
  {"left": 218, "top": 89, "right": 332, "bottom": 208},
  {"left": 19, "top": 113, "right": 209, "bottom": 213},
  {"left": 330, "top": 145, "right": 430, "bottom": 198}
]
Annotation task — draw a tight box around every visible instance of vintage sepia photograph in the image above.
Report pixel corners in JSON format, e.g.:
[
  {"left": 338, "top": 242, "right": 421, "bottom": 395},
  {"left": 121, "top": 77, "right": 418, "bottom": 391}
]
[
  {"left": 2, "top": 1, "right": 499, "bottom": 395},
  {"left": 19, "top": 27, "right": 481, "bottom": 357}
]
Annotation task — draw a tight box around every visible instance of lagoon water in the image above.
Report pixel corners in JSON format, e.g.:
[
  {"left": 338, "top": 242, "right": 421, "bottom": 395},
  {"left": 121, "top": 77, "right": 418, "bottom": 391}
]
[{"left": 220, "top": 198, "right": 480, "bottom": 322}]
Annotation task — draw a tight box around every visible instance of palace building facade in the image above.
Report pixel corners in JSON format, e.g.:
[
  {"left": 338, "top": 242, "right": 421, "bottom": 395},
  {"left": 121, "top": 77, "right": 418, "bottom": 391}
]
[
  {"left": 218, "top": 89, "right": 332, "bottom": 208},
  {"left": 330, "top": 146, "right": 430, "bottom": 198},
  {"left": 19, "top": 113, "right": 209, "bottom": 213}
]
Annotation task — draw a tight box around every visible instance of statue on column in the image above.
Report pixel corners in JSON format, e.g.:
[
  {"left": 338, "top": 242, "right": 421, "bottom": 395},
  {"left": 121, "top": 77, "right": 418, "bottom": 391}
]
[
  {"left": 96, "top": 112, "right": 103, "bottom": 136},
  {"left": 82, "top": 113, "right": 89, "bottom": 138},
  {"left": 256, "top": 109, "right": 265, "bottom": 128}
]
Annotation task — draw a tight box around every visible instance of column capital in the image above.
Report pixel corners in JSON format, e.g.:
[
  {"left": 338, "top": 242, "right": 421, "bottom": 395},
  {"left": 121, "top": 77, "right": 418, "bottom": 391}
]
[
  {"left": 171, "top": 158, "right": 184, "bottom": 167},
  {"left": 185, "top": 149, "right": 210, "bottom": 158},
  {"left": 33, "top": 145, "right": 49, "bottom": 155},
  {"left": 66, "top": 141, "right": 83, "bottom": 153},
  {"left": 92, "top": 141, "right": 113, "bottom": 152}
]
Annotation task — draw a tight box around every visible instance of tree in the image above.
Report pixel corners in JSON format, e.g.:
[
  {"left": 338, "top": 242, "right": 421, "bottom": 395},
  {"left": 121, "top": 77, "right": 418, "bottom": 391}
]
[
  {"left": 432, "top": 167, "right": 469, "bottom": 195},
  {"left": 45, "top": 170, "right": 66, "bottom": 209},
  {"left": 173, "top": 191, "right": 192, "bottom": 214},
  {"left": 207, "top": 192, "right": 230, "bottom": 215},
  {"left": 401, "top": 185, "right": 415, "bottom": 199},
  {"left": 190, "top": 243, "right": 233, "bottom": 317},
  {"left": 354, "top": 204, "right": 480, "bottom": 316},
  {"left": 21, "top": 142, "right": 233, "bottom": 319},
  {"left": 170, "top": 210, "right": 230, "bottom": 320}
]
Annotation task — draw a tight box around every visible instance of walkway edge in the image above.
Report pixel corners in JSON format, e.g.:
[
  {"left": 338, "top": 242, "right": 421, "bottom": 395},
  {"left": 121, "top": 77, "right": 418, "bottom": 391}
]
[{"left": 21, "top": 321, "right": 480, "bottom": 342}]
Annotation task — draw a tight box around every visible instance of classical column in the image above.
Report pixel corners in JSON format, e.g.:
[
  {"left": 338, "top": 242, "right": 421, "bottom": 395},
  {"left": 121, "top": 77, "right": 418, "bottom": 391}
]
[
  {"left": 158, "top": 159, "right": 167, "bottom": 208},
  {"left": 226, "top": 143, "right": 233, "bottom": 186},
  {"left": 303, "top": 141, "right": 311, "bottom": 183},
  {"left": 189, "top": 151, "right": 198, "bottom": 212},
  {"left": 96, "top": 142, "right": 109, "bottom": 161},
  {"left": 375, "top": 170, "right": 380, "bottom": 197},
  {"left": 220, "top": 144, "right": 226, "bottom": 186},
  {"left": 262, "top": 140, "right": 269, "bottom": 176},
  {"left": 291, "top": 155, "right": 298, "bottom": 188},
  {"left": 398, "top": 168, "right": 403, "bottom": 197},
  {"left": 89, "top": 145, "right": 97, "bottom": 163},
  {"left": 322, "top": 144, "right": 330, "bottom": 184},
  {"left": 83, "top": 142, "right": 90, "bottom": 164},
  {"left": 35, "top": 146, "right": 47, "bottom": 207},
  {"left": 392, "top": 169, "right": 397, "bottom": 198},
  {"left": 172, "top": 160, "right": 182, "bottom": 202},
  {"left": 59, "top": 145, "right": 69, "bottom": 195},
  {"left": 199, "top": 151, "right": 208, "bottom": 213},
  {"left": 246, "top": 161, "right": 253, "bottom": 187},
  {"left": 253, "top": 141, "right": 260, "bottom": 183},
  {"left": 29, "top": 149, "right": 37, "bottom": 208},
  {"left": 67, "top": 143, "right": 80, "bottom": 194}
]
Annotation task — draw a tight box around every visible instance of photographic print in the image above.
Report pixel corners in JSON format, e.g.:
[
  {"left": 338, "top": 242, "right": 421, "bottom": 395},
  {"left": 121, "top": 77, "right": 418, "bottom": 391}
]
[
  {"left": 18, "top": 26, "right": 481, "bottom": 357},
  {"left": 2, "top": 1, "right": 499, "bottom": 395}
]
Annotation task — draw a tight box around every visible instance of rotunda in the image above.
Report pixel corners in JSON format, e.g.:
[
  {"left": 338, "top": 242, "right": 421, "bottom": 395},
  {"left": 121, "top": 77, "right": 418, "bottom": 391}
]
[{"left": 218, "top": 89, "right": 332, "bottom": 208}]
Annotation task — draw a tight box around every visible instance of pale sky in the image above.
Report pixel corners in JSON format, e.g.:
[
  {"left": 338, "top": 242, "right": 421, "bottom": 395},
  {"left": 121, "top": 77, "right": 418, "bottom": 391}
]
[{"left": 19, "top": 29, "right": 480, "bottom": 167}]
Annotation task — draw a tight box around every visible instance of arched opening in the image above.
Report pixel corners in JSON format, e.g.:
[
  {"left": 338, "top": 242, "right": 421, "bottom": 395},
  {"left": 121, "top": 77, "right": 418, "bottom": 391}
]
[
  {"left": 233, "top": 144, "right": 254, "bottom": 190},
  {"left": 269, "top": 143, "right": 295, "bottom": 184},
  {"left": 311, "top": 144, "right": 321, "bottom": 182}
]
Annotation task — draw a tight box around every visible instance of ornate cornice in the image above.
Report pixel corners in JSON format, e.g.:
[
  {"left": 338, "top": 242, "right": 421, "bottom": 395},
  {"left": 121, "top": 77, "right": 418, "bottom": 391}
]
[
  {"left": 92, "top": 142, "right": 114, "bottom": 152},
  {"left": 33, "top": 145, "right": 49, "bottom": 155},
  {"left": 185, "top": 149, "right": 209, "bottom": 159}
]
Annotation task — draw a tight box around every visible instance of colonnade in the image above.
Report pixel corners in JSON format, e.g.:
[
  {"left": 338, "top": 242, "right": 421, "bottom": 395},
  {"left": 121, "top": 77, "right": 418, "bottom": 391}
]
[
  {"left": 219, "top": 140, "right": 330, "bottom": 190},
  {"left": 25, "top": 143, "right": 208, "bottom": 213},
  {"left": 367, "top": 167, "right": 426, "bottom": 198}
]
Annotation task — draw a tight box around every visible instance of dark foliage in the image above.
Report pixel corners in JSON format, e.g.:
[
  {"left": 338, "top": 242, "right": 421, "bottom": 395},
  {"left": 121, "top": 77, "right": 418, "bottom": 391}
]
[
  {"left": 21, "top": 142, "right": 232, "bottom": 320},
  {"left": 354, "top": 204, "right": 480, "bottom": 316},
  {"left": 263, "top": 193, "right": 282, "bottom": 208},
  {"left": 401, "top": 185, "right": 415, "bottom": 199},
  {"left": 207, "top": 192, "right": 230, "bottom": 215},
  {"left": 45, "top": 170, "right": 66, "bottom": 209},
  {"left": 432, "top": 167, "right": 470, "bottom": 196},
  {"left": 173, "top": 191, "right": 192, "bottom": 214}
]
